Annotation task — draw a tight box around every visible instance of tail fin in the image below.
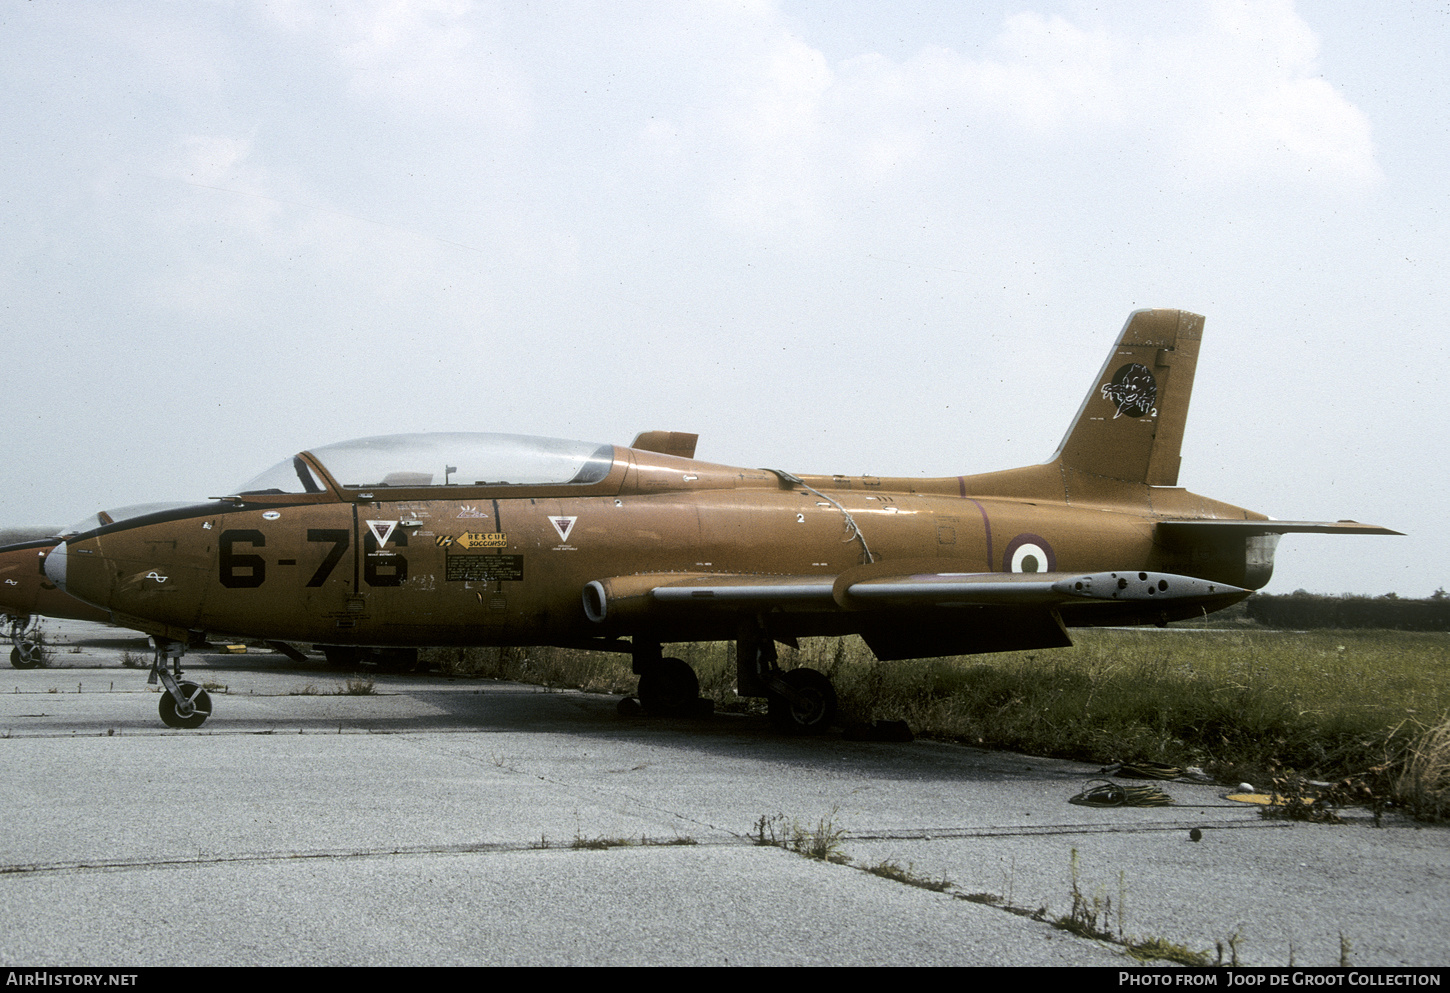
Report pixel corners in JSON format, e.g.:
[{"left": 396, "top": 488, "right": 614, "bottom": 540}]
[{"left": 1052, "top": 308, "right": 1203, "bottom": 486}]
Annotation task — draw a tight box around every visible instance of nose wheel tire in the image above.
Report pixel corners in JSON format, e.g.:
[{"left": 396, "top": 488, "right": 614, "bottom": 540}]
[
  {"left": 159, "top": 681, "right": 213, "bottom": 729},
  {"left": 10, "top": 645, "right": 43, "bottom": 669},
  {"left": 768, "top": 667, "right": 837, "bottom": 735}
]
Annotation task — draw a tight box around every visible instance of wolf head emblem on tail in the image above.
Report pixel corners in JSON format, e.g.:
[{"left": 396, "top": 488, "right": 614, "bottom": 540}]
[{"left": 1101, "top": 363, "right": 1158, "bottom": 418}]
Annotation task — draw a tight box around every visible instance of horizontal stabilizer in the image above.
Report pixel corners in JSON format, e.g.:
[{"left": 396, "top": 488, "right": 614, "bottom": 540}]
[{"left": 1157, "top": 520, "right": 1403, "bottom": 537}]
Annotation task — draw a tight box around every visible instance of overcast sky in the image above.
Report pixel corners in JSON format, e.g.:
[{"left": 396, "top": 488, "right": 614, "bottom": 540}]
[{"left": 1, "top": 1, "right": 1444, "bottom": 596}]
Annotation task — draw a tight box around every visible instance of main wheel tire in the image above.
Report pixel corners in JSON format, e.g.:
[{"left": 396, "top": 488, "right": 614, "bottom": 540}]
[
  {"left": 637, "top": 656, "right": 700, "bottom": 716},
  {"left": 158, "top": 681, "right": 213, "bottom": 729},
  {"left": 10, "top": 645, "right": 41, "bottom": 669},
  {"left": 768, "top": 667, "right": 837, "bottom": 735},
  {"left": 321, "top": 646, "right": 362, "bottom": 669}
]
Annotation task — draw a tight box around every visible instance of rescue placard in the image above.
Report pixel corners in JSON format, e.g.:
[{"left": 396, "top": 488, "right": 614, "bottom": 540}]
[{"left": 455, "top": 532, "right": 508, "bottom": 549}]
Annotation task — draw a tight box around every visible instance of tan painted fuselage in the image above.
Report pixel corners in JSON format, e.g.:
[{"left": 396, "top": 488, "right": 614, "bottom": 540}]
[
  {"left": 0, "top": 539, "right": 110, "bottom": 626},
  {"left": 53, "top": 444, "right": 1262, "bottom": 651},
  {"left": 46, "top": 309, "right": 1396, "bottom": 664}
]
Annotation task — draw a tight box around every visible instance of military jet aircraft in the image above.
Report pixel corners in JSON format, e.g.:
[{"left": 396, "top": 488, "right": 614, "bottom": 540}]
[
  {"left": 44, "top": 309, "right": 1397, "bottom": 730},
  {"left": 0, "top": 507, "right": 194, "bottom": 666},
  {"left": 0, "top": 527, "right": 92, "bottom": 667}
]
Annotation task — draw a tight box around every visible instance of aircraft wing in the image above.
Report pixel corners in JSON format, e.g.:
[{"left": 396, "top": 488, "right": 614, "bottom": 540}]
[
  {"left": 585, "top": 567, "right": 1246, "bottom": 618},
  {"left": 835, "top": 569, "right": 1244, "bottom": 607},
  {"left": 584, "top": 566, "right": 1249, "bottom": 661}
]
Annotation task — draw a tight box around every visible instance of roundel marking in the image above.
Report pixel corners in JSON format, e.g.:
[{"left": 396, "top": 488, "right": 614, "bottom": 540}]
[
  {"left": 1003, "top": 533, "right": 1056, "bottom": 574},
  {"left": 1100, "top": 362, "right": 1158, "bottom": 419}
]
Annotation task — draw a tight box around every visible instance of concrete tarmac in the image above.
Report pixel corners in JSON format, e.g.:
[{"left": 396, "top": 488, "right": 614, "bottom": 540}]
[{"left": 0, "top": 621, "right": 1445, "bottom": 967}]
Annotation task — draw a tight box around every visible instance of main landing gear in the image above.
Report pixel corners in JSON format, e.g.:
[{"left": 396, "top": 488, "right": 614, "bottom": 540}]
[
  {"left": 736, "top": 619, "right": 837, "bottom": 735},
  {"left": 150, "top": 638, "right": 212, "bottom": 729},
  {"left": 628, "top": 620, "right": 838, "bottom": 735},
  {"left": 632, "top": 643, "right": 704, "bottom": 717},
  {"left": 765, "top": 667, "right": 837, "bottom": 736},
  {"left": 7, "top": 614, "right": 44, "bottom": 669}
]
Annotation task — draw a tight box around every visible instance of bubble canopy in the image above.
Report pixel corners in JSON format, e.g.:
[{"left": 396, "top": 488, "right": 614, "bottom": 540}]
[
  {"left": 63, "top": 503, "right": 197, "bottom": 536},
  {"left": 235, "top": 433, "right": 617, "bottom": 495}
]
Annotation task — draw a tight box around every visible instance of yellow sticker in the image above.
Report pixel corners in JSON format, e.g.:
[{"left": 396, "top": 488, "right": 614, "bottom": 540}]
[{"left": 455, "top": 532, "right": 508, "bottom": 550}]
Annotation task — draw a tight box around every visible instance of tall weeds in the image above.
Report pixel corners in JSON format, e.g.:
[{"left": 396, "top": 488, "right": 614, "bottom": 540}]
[
  {"left": 419, "top": 629, "right": 1449, "bottom": 819},
  {"left": 1394, "top": 716, "right": 1450, "bottom": 821}
]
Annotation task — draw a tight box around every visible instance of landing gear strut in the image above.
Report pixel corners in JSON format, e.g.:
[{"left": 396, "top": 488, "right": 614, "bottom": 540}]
[
  {"left": 150, "top": 638, "right": 212, "bottom": 729},
  {"left": 737, "top": 618, "right": 837, "bottom": 735},
  {"left": 7, "top": 615, "right": 44, "bottom": 669}
]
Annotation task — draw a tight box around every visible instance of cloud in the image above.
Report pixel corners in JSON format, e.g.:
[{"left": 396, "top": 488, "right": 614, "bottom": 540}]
[
  {"left": 1160, "top": 0, "right": 1382, "bottom": 185},
  {"left": 947, "top": 13, "right": 1127, "bottom": 133},
  {"left": 258, "top": 0, "right": 529, "bottom": 125},
  {"left": 706, "top": 31, "right": 837, "bottom": 231},
  {"left": 643, "top": 1, "right": 1380, "bottom": 233}
]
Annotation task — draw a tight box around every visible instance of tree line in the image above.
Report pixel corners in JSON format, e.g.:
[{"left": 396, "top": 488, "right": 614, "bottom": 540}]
[{"left": 1245, "top": 589, "right": 1449, "bottom": 631}]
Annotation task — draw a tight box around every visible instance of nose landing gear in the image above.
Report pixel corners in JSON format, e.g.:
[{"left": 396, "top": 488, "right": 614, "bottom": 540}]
[
  {"left": 7, "top": 615, "right": 44, "bottom": 669},
  {"left": 150, "top": 639, "right": 213, "bottom": 729}
]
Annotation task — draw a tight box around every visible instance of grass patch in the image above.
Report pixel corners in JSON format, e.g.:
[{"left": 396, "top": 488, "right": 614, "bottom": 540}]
[
  {"left": 1054, "top": 849, "right": 1123, "bottom": 942},
  {"left": 789, "top": 813, "right": 849, "bottom": 863},
  {"left": 866, "top": 860, "right": 952, "bottom": 892},
  {"left": 570, "top": 836, "right": 634, "bottom": 850},
  {"left": 763, "top": 818, "right": 1231, "bottom": 966},
  {"left": 1395, "top": 716, "right": 1450, "bottom": 822},
  {"left": 422, "top": 630, "right": 1449, "bottom": 819},
  {"left": 819, "top": 630, "right": 1449, "bottom": 781},
  {"left": 421, "top": 645, "right": 640, "bottom": 696},
  {"left": 1125, "top": 937, "right": 1211, "bottom": 967},
  {"left": 752, "top": 810, "right": 850, "bottom": 864},
  {"left": 569, "top": 834, "right": 699, "bottom": 850},
  {"left": 336, "top": 678, "right": 376, "bottom": 696}
]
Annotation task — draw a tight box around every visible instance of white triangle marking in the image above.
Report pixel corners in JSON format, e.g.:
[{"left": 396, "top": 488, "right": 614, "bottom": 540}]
[
  {"left": 550, "top": 516, "right": 577, "bottom": 542},
  {"left": 367, "top": 520, "right": 398, "bottom": 548}
]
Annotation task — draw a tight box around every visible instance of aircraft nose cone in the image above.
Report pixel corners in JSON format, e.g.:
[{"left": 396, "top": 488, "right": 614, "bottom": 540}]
[{"left": 43, "top": 541, "right": 67, "bottom": 591}]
